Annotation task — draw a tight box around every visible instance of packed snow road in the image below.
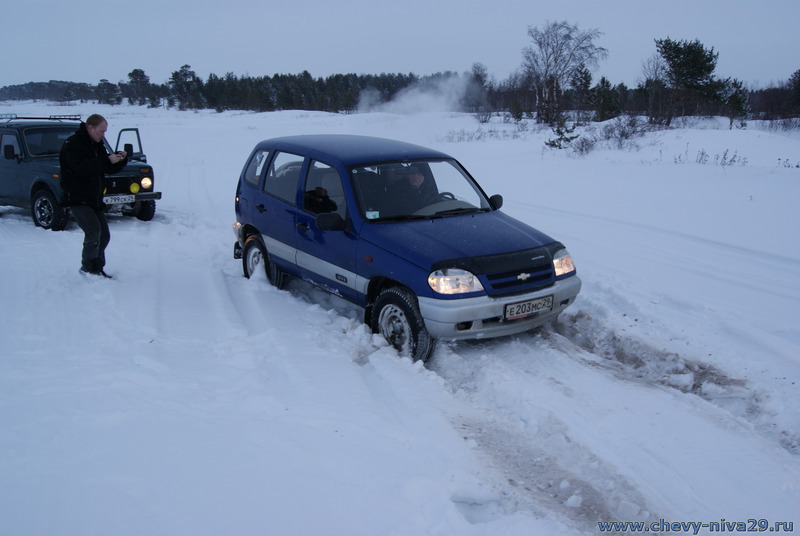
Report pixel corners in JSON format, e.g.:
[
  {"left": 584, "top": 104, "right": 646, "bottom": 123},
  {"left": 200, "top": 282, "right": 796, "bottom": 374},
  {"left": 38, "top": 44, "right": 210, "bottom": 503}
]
[
  {"left": 2, "top": 102, "right": 799, "bottom": 535},
  {"left": 235, "top": 260, "right": 800, "bottom": 529},
  {"left": 2, "top": 205, "right": 796, "bottom": 532}
]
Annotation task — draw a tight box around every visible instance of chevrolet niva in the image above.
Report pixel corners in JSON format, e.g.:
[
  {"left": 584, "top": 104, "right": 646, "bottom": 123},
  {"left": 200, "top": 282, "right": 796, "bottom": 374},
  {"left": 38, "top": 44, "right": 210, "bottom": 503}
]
[{"left": 232, "top": 134, "right": 581, "bottom": 361}]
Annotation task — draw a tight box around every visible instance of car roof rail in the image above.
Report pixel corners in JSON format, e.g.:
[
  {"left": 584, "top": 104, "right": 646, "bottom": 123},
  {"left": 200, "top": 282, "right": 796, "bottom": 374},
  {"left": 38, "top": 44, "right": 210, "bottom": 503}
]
[{"left": 0, "top": 114, "right": 82, "bottom": 123}]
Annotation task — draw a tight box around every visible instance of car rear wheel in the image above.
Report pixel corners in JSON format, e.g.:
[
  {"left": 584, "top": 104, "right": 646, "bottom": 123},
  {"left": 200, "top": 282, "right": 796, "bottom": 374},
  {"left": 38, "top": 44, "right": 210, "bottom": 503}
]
[
  {"left": 242, "top": 234, "right": 284, "bottom": 289},
  {"left": 371, "top": 287, "right": 434, "bottom": 362},
  {"left": 31, "top": 189, "right": 68, "bottom": 231}
]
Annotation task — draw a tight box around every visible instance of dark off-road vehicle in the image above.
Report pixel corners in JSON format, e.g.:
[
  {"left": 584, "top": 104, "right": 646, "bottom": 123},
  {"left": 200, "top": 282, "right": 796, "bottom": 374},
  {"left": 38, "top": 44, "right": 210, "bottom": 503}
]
[{"left": 0, "top": 114, "right": 162, "bottom": 230}]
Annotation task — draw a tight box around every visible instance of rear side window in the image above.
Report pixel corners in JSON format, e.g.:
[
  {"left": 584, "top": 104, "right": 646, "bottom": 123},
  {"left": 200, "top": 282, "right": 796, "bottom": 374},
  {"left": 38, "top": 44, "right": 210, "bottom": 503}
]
[
  {"left": 24, "top": 127, "right": 72, "bottom": 156},
  {"left": 264, "top": 151, "right": 303, "bottom": 205},
  {"left": 243, "top": 148, "right": 269, "bottom": 188}
]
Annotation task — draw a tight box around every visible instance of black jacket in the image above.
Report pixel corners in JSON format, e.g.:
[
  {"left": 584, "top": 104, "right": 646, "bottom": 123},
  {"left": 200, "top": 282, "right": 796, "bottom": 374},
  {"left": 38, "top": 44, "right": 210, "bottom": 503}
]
[{"left": 59, "top": 123, "right": 127, "bottom": 208}]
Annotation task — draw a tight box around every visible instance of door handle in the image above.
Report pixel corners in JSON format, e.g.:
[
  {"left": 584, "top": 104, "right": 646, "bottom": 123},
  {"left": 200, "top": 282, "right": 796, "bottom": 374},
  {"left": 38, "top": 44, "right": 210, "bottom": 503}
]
[
  {"left": 296, "top": 222, "right": 310, "bottom": 232},
  {"left": 255, "top": 204, "right": 266, "bottom": 213}
]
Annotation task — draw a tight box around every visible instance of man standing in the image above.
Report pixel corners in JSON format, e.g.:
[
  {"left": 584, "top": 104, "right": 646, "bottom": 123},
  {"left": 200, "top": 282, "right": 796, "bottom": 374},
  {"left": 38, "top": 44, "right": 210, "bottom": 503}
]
[{"left": 60, "top": 114, "right": 127, "bottom": 278}]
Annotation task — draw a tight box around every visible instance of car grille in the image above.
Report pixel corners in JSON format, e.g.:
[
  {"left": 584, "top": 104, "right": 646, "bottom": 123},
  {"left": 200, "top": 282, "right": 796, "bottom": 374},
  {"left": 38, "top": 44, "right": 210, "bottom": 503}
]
[
  {"left": 431, "top": 244, "right": 560, "bottom": 297},
  {"left": 485, "top": 261, "right": 553, "bottom": 292},
  {"left": 104, "top": 177, "right": 137, "bottom": 195}
]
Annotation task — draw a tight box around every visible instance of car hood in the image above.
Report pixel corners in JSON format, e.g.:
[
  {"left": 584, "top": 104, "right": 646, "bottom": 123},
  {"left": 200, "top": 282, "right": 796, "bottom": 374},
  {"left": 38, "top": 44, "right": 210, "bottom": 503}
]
[
  {"left": 25, "top": 156, "right": 148, "bottom": 176},
  {"left": 359, "top": 210, "right": 557, "bottom": 270}
]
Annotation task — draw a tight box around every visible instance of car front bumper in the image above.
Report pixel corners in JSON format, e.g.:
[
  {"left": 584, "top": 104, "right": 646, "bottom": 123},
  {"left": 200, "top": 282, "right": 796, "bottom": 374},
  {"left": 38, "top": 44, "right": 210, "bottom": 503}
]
[
  {"left": 417, "top": 275, "right": 581, "bottom": 340},
  {"left": 103, "top": 191, "right": 162, "bottom": 205}
]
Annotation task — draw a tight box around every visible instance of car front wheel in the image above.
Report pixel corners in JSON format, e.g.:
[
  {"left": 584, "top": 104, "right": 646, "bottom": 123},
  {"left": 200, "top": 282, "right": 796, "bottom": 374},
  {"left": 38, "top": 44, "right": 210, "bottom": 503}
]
[
  {"left": 32, "top": 189, "right": 68, "bottom": 231},
  {"left": 242, "top": 234, "right": 284, "bottom": 289},
  {"left": 371, "top": 287, "right": 434, "bottom": 362},
  {"left": 134, "top": 200, "right": 156, "bottom": 221}
]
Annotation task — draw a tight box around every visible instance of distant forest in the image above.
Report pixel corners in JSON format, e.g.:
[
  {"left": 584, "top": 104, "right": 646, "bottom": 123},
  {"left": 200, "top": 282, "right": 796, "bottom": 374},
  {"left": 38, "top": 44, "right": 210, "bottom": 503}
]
[{"left": 2, "top": 23, "right": 799, "bottom": 126}]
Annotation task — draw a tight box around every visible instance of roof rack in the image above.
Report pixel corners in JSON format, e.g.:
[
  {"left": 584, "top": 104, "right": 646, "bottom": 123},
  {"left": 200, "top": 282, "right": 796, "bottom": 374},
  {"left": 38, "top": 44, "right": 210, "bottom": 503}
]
[{"left": 0, "top": 114, "right": 82, "bottom": 122}]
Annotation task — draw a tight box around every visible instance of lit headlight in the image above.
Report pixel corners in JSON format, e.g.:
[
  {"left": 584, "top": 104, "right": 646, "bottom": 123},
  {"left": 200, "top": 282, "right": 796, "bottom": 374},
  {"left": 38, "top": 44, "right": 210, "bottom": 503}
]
[
  {"left": 141, "top": 177, "right": 153, "bottom": 190},
  {"left": 553, "top": 249, "right": 576, "bottom": 278},
  {"left": 428, "top": 268, "right": 484, "bottom": 295}
]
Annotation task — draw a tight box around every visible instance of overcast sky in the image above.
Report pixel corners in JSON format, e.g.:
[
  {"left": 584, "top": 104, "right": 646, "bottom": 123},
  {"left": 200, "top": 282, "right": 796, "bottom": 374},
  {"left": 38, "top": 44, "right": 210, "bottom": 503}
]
[{"left": 5, "top": 0, "right": 797, "bottom": 90}]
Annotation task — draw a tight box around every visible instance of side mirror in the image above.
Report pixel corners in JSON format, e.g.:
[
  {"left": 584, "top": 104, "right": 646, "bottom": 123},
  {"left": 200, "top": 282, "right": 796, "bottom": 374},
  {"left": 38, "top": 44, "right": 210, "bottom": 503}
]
[
  {"left": 3, "top": 144, "right": 17, "bottom": 160},
  {"left": 124, "top": 143, "right": 134, "bottom": 155},
  {"left": 489, "top": 194, "right": 503, "bottom": 210},
  {"left": 316, "top": 212, "right": 346, "bottom": 231}
]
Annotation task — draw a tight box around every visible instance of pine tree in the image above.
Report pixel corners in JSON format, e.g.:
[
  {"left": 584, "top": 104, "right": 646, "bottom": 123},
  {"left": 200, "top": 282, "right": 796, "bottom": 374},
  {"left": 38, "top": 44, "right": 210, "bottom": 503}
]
[
  {"left": 655, "top": 38, "right": 722, "bottom": 125},
  {"left": 570, "top": 64, "right": 592, "bottom": 124},
  {"left": 592, "top": 77, "right": 620, "bottom": 121},
  {"left": 126, "top": 69, "right": 150, "bottom": 106},
  {"left": 96, "top": 79, "right": 122, "bottom": 105}
]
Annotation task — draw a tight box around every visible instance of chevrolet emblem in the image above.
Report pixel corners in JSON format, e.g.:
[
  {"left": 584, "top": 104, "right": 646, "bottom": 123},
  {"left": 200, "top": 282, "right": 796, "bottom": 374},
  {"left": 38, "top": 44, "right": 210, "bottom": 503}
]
[{"left": 517, "top": 272, "right": 531, "bottom": 281}]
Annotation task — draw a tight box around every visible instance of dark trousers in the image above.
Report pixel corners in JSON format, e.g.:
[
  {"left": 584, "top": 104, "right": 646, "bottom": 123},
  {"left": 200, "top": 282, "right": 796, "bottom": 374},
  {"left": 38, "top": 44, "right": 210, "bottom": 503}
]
[{"left": 71, "top": 205, "right": 110, "bottom": 271}]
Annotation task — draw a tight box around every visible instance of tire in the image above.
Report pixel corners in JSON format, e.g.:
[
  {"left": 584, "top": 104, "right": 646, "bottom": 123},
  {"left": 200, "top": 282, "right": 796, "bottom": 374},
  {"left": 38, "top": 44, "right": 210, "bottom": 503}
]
[
  {"left": 242, "top": 234, "right": 284, "bottom": 289},
  {"left": 134, "top": 200, "right": 156, "bottom": 221},
  {"left": 31, "top": 189, "right": 68, "bottom": 231},
  {"left": 371, "top": 287, "right": 434, "bottom": 362}
]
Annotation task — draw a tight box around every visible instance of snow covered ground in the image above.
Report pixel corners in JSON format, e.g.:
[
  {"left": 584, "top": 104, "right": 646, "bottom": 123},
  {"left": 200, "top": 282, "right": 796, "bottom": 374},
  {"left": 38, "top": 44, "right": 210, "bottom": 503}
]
[{"left": 1, "top": 100, "right": 798, "bottom": 535}]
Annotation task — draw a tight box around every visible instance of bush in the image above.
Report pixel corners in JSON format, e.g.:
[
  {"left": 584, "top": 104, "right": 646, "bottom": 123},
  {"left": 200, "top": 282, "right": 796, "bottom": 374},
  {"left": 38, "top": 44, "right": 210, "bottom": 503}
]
[
  {"left": 561, "top": 115, "right": 654, "bottom": 156},
  {"left": 673, "top": 144, "right": 748, "bottom": 166},
  {"left": 545, "top": 122, "right": 579, "bottom": 149},
  {"left": 571, "top": 135, "right": 597, "bottom": 156},
  {"left": 474, "top": 108, "right": 492, "bottom": 124},
  {"left": 600, "top": 116, "right": 649, "bottom": 150}
]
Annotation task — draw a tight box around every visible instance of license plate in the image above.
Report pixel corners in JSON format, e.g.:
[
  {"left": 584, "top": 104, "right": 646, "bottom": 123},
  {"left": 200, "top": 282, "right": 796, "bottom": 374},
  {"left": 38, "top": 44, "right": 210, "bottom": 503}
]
[
  {"left": 505, "top": 295, "right": 553, "bottom": 320},
  {"left": 104, "top": 194, "right": 135, "bottom": 204}
]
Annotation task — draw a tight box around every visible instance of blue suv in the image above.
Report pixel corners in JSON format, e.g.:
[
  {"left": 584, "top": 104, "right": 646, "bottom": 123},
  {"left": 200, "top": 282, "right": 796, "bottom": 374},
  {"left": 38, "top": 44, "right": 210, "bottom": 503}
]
[{"left": 233, "top": 135, "right": 581, "bottom": 361}]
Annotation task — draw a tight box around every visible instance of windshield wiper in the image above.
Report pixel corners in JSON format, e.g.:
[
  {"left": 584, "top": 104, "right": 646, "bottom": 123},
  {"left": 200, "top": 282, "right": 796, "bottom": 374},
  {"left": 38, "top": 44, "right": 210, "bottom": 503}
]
[
  {"left": 369, "top": 214, "right": 430, "bottom": 222},
  {"left": 432, "top": 207, "right": 486, "bottom": 217}
]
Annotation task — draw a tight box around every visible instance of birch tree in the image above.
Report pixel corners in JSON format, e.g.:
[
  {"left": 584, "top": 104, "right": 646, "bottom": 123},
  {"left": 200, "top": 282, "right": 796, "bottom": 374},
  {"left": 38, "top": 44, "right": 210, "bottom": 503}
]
[{"left": 522, "top": 21, "right": 607, "bottom": 125}]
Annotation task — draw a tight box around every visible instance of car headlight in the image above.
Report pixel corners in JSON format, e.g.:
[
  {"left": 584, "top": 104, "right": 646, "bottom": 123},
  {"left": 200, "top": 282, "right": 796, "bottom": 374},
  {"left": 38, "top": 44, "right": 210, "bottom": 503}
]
[
  {"left": 553, "top": 249, "right": 576, "bottom": 278},
  {"left": 428, "top": 268, "right": 484, "bottom": 295},
  {"left": 141, "top": 177, "right": 153, "bottom": 190}
]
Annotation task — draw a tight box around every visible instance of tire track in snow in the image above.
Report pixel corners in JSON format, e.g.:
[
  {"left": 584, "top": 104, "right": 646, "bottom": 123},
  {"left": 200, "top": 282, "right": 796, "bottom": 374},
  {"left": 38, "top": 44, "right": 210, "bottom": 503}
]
[
  {"left": 550, "top": 310, "right": 799, "bottom": 454},
  {"left": 428, "top": 339, "right": 661, "bottom": 530},
  {"left": 428, "top": 320, "right": 800, "bottom": 526},
  {"left": 228, "top": 272, "right": 796, "bottom": 526}
]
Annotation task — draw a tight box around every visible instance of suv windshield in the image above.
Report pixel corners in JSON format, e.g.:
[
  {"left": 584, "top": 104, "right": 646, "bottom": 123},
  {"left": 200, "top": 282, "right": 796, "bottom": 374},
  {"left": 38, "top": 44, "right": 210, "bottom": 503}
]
[
  {"left": 23, "top": 126, "right": 76, "bottom": 156},
  {"left": 351, "top": 160, "right": 490, "bottom": 221}
]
